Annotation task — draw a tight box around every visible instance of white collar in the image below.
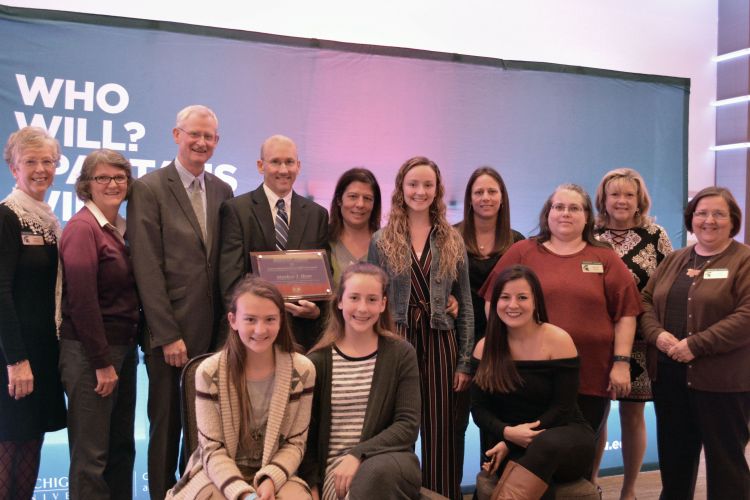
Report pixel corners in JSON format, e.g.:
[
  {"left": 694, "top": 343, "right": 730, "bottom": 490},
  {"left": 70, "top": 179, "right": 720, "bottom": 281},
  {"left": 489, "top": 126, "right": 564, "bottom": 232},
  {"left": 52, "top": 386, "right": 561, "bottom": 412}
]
[
  {"left": 84, "top": 200, "right": 126, "bottom": 238},
  {"left": 175, "top": 157, "right": 206, "bottom": 190},
  {"left": 262, "top": 183, "right": 292, "bottom": 209}
]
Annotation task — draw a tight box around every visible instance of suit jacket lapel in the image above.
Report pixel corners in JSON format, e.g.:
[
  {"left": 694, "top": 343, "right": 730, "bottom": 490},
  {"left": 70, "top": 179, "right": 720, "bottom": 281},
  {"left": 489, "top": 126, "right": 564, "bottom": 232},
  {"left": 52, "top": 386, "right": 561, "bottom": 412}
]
[
  {"left": 250, "top": 185, "right": 276, "bottom": 250},
  {"left": 287, "top": 191, "right": 309, "bottom": 249},
  {"left": 204, "top": 173, "right": 223, "bottom": 256},
  {"left": 166, "top": 163, "right": 206, "bottom": 251}
]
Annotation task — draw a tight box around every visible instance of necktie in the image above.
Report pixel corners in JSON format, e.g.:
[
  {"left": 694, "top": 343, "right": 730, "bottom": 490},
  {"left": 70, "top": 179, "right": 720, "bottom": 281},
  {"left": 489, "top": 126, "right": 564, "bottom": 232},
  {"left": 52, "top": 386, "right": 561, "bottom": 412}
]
[
  {"left": 275, "top": 198, "right": 289, "bottom": 251},
  {"left": 189, "top": 179, "right": 207, "bottom": 244}
]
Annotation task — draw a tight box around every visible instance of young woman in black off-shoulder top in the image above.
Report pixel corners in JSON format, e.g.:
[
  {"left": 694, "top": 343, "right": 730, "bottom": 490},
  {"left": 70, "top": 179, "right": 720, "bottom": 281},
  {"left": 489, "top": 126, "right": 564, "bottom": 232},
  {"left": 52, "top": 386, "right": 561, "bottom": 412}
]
[{"left": 471, "top": 265, "right": 594, "bottom": 499}]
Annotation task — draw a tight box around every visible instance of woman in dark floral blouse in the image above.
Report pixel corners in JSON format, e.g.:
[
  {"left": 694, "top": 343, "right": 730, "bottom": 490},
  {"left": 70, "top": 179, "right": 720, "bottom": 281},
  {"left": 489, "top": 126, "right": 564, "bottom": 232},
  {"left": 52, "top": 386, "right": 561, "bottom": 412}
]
[{"left": 594, "top": 167, "right": 673, "bottom": 500}]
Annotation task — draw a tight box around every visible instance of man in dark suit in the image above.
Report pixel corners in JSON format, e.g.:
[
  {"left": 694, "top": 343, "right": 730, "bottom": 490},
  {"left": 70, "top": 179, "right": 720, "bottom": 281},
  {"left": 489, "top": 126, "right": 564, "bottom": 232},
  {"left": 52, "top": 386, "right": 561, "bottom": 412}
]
[
  {"left": 219, "top": 134, "right": 329, "bottom": 351},
  {"left": 127, "top": 105, "right": 233, "bottom": 499}
]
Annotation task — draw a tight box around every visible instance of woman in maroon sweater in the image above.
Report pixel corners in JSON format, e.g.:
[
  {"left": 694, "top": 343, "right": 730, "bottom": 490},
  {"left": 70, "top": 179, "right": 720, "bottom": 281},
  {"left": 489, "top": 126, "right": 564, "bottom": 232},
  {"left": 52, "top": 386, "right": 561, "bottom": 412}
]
[
  {"left": 480, "top": 184, "right": 641, "bottom": 489},
  {"left": 58, "top": 149, "right": 139, "bottom": 499}
]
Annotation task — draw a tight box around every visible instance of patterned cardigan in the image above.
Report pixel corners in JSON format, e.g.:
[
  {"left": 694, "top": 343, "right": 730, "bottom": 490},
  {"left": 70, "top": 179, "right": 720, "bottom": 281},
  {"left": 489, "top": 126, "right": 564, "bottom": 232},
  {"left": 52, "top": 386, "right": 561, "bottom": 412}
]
[{"left": 167, "top": 347, "right": 315, "bottom": 499}]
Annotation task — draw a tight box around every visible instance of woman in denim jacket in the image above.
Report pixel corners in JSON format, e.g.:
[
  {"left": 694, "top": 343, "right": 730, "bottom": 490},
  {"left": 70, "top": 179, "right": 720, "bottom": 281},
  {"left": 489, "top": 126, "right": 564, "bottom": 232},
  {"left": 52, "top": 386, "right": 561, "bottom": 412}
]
[{"left": 369, "top": 156, "right": 474, "bottom": 500}]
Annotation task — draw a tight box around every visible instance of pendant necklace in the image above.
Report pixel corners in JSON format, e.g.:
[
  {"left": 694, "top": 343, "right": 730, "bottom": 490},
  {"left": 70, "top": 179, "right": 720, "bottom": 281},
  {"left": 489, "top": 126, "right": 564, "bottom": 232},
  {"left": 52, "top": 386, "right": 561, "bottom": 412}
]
[
  {"left": 686, "top": 251, "right": 708, "bottom": 278},
  {"left": 247, "top": 375, "right": 274, "bottom": 458}
]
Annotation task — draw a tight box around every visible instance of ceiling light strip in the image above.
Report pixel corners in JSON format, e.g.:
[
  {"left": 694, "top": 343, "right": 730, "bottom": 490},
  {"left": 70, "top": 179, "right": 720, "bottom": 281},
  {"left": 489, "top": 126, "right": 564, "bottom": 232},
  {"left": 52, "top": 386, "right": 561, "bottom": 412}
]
[
  {"left": 714, "top": 48, "right": 750, "bottom": 62},
  {"left": 712, "top": 95, "right": 750, "bottom": 107},
  {"left": 710, "top": 142, "right": 750, "bottom": 151}
]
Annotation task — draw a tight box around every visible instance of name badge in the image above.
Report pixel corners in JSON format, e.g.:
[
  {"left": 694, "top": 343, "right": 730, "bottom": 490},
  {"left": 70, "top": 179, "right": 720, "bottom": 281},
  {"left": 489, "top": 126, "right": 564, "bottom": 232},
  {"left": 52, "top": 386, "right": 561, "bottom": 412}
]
[
  {"left": 704, "top": 268, "right": 729, "bottom": 280},
  {"left": 581, "top": 261, "right": 604, "bottom": 273},
  {"left": 21, "top": 232, "right": 44, "bottom": 245}
]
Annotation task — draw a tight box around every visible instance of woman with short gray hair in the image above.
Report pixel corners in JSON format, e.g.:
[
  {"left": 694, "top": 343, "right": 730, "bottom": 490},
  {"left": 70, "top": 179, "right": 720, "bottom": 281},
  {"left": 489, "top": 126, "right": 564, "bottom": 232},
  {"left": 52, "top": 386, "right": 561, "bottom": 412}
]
[{"left": 0, "top": 126, "right": 67, "bottom": 498}]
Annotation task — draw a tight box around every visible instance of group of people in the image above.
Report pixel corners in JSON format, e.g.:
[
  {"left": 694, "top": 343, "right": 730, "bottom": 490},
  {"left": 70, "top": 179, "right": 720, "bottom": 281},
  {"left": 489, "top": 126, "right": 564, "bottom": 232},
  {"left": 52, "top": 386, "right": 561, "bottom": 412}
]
[{"left": 0, "top": 103, "right": 748, "bottom": 500}]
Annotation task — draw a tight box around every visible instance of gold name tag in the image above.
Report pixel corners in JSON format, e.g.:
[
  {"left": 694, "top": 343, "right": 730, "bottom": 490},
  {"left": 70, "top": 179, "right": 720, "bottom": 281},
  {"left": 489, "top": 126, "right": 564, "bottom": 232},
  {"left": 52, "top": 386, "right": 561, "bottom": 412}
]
[
  {"left": 21, "top": 233, "right": 44, "bottom": 245},
  {"left": 703, "top": 268, "right": 729, "bottom": 280},
  {"left": 582, "top": 261, "right": 604, "bottom": 273}
]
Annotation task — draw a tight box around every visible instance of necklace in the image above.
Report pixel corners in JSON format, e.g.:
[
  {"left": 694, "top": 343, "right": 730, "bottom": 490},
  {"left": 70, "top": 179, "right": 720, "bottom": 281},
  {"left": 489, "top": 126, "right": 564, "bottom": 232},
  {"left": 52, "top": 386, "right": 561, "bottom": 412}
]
[{"left": 686, "top": 251, "right": 709, "bottom": 278}]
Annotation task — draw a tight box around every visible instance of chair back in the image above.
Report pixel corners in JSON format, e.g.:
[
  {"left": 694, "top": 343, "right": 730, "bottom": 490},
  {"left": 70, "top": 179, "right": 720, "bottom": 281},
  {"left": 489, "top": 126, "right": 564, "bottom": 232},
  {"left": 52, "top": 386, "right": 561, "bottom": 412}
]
[{"left": 180, "top": 353, "right": 213, "bottom": 461}]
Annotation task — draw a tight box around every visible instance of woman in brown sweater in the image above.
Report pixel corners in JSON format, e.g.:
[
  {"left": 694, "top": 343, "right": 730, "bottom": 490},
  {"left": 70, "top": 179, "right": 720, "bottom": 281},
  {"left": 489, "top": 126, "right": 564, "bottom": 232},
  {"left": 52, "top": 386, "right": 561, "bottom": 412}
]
[{"left": 641, "top": 186, "right": 750, "bottom": 500}]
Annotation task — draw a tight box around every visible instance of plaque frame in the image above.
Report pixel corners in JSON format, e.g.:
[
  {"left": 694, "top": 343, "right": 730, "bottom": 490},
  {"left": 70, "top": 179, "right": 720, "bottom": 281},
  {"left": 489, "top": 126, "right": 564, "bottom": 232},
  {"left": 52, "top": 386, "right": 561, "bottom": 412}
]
[{"left": 249, "top": 249, "right": 334, "bottom": 301}]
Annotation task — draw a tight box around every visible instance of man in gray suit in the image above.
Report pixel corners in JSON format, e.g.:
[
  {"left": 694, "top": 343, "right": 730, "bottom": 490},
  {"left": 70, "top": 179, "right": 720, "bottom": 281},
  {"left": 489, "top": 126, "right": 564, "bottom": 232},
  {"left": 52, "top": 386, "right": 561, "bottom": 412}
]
[
  {"left": 127, "top": 105, "right": 233, "bottom": 499},
  {"left": 219, "top": 134, "right": 329, "bottom": 351}
]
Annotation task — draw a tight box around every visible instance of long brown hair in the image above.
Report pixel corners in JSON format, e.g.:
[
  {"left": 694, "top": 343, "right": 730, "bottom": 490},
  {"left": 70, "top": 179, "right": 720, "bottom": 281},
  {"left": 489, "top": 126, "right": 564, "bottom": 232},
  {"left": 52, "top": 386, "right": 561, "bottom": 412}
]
[
  {"left": 474, "top": 265, "right": 548, "bottom": 393},
  {"left": 224, "top": 277, "right": 296, "bottom": 447},
  {"left": 377, "top": 156, "right": 465, "bottom": 280},
  {"left": 328, "top": 168, "right": 382, "bottom": 241},
  {"left": 533, "top": 183, "right": 610, "bottom": 249},
  {"left": 311, "top": 262, "right": 398, "bottom": 352},
  {"left": 456, "top": 166, "right": 514, "bottom": 257}
]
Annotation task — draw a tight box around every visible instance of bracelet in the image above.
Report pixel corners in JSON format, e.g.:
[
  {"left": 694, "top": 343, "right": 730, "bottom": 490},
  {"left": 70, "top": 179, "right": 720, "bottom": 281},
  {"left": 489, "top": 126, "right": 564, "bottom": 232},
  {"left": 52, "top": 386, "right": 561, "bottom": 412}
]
[{"left": 613, "top": 355, "right": 631, "bottom": 364}]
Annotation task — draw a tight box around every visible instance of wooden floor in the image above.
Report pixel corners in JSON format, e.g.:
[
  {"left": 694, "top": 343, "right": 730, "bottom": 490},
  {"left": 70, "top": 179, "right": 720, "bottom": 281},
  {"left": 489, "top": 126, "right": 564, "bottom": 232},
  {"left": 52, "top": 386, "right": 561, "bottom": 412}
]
[
  {"left": 598, "top": 446, "right": 749, "bottom": 500},
  {"left": 598, "top": 468, "right": 675, "bottom": 500},
  {"left": 464, "top": 446, "right": 749, "bottom": 500}
]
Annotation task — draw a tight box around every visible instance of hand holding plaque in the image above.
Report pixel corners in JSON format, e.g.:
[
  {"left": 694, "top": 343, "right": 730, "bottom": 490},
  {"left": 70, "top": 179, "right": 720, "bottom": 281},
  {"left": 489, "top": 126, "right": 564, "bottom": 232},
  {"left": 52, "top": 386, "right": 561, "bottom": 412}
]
[{"left": 250, "top": 250, "right": 333, "bottom": 301}]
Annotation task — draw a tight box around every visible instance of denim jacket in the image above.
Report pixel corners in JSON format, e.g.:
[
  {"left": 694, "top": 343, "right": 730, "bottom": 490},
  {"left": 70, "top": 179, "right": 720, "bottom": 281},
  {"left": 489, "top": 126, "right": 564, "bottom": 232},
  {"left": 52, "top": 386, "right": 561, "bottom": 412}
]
[{"left": 368, "top": 229, "right": 475, "bottom": 373}]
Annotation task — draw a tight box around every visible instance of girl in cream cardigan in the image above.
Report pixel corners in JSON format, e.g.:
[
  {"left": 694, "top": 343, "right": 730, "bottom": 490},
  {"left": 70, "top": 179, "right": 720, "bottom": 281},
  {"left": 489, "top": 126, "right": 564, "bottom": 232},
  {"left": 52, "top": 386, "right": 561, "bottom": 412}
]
[{"left": 167, "top": 277, "right": 315, "bottom": 500}]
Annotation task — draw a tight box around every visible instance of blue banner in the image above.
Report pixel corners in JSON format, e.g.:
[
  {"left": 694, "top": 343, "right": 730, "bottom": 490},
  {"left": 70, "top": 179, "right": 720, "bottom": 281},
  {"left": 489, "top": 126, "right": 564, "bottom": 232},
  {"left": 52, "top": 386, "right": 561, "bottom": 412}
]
[{"left": 0, "top": 9, "right": 681, "bottom": 498}]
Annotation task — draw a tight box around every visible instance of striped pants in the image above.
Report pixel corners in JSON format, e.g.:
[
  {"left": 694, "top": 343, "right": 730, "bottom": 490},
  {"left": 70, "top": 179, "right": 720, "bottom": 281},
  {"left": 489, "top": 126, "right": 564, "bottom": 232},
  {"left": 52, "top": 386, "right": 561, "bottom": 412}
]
[{"left": 398, "top": 305, "right": 460, "bottom": 500}]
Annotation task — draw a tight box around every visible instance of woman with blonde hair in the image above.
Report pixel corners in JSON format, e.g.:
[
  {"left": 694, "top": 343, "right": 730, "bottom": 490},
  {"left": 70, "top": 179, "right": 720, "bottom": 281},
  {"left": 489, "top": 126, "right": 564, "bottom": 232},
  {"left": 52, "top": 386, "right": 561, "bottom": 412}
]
[
  {"left": 167, "top": 277, "right": 315, "bottom": 500},
  {"left": 593, "top": 167, "right": 672, "bottom": 499},
  {"left": 302, "top": 262, "right": 421, "bottom": 499},
  {"left": 369, "top": 156, "right": 474, "bottom": 499}
]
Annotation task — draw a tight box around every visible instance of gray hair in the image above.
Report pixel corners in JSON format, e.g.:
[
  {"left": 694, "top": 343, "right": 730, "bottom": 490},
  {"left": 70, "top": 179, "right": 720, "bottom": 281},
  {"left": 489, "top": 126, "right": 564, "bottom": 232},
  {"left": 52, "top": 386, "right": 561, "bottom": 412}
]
[
  {"left": 4, "top": 126, "right": 60, "bottom": 166},
  {"left": 175, "top": 105, "right": 219, "bottom": 129}
]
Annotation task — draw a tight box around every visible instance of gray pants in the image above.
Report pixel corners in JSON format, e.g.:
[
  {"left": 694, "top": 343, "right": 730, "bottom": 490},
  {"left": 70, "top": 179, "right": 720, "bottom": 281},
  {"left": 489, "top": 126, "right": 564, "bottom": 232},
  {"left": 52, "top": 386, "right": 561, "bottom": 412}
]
[
  {"left": 348, "top": 451, "right": 422, "bottom": 500},
  {"left": 59, "top": 339, "right": 137, "bottom": 500}
]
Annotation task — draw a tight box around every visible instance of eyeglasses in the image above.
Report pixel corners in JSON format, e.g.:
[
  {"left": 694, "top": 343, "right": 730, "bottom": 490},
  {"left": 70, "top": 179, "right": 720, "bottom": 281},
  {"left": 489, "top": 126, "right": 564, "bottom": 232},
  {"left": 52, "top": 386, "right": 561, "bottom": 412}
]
[
  {"left": 551, "top": 203, "right": 585, "bottom": 214},
  {"left": 177, "top": 127, "right": 218, "bottom": 143},
  {"left": 264, "top": 158, "right": 298, "bottom": 168},
  {"left": 91, "top": 175, "right": 129, "bottom": 185},
  {"left": 693, "top": 210, "right": 729, "bottom": 221}
]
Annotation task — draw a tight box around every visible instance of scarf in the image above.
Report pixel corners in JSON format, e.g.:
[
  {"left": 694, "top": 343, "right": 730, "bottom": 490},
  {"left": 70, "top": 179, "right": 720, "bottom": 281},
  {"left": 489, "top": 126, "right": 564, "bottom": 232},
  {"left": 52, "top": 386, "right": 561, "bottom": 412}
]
[{"left": 2, "top": 186, "right": 61, "bottom": 243}]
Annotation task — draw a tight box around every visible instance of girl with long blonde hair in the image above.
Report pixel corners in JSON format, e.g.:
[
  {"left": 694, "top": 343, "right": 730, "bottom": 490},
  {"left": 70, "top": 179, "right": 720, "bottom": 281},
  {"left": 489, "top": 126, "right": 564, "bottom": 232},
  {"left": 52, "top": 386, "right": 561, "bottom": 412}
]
[{"left": 369, "top": 156, "right": 474, "bottom": 499}]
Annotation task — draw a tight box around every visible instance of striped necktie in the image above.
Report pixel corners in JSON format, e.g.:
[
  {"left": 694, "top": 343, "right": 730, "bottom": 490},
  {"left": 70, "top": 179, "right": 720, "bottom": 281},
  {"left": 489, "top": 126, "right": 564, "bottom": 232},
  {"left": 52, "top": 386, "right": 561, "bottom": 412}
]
[{"left": 275, "top": 198, "right": 288, "bottom": 251}]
